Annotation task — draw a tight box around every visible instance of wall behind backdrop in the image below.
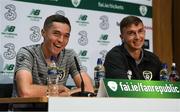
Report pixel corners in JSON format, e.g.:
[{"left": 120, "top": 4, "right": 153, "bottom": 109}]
[{"left": 0, "top": 0, "right": 152, "bottom": 85}]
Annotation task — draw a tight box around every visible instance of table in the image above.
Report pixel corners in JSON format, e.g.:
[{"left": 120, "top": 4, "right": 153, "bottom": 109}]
[
  {"left": 0, "top": 96, "right": 48, "bottom": 103},
  {"left": 0, "top": 97, "right": 48, "bottom": 111}
]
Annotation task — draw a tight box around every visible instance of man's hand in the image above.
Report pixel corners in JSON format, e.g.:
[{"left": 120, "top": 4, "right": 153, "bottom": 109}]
[{"left": 58, "top": 85, "right": 71, "bottom": 96}]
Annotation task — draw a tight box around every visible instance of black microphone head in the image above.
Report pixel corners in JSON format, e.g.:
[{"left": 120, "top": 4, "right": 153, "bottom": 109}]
[{"left": 71, "top": 91, "right": 96, "bottom": 97}]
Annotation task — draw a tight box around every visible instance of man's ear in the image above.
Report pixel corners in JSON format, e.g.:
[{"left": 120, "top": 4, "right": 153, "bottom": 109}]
[
  {"left": 119, "top": 34, "right": 122, "bottom": 39},
  {"left": 41, "top": 29, "right": 45, "bottom": 37},
  {"left": 120, "top": 34, "right": 124, "bottom": 42}
]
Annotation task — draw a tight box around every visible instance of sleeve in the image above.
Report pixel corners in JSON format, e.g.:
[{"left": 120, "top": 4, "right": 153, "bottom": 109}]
[
  {"left": 68, "top": 49, "right": 85, "bottom": 78},
  {"left": 15, "top": 47, "right": 34, "bottom": 74}
]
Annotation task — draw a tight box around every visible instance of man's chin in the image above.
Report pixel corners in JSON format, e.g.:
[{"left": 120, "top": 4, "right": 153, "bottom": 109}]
[
  {"left": 132, "top": 46, "right": 142, "bottom": 50},
  {"left": 133, "top": 44, "right": 143, "bottom": 49}
]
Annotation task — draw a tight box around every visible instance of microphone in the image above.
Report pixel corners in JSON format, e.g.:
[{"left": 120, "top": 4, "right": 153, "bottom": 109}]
[
  {"left": 74, "top": 56, "right": 84, "bottom": 92},
  {"left": 71, "top": 56, "right": 95, "bottom": 97}
]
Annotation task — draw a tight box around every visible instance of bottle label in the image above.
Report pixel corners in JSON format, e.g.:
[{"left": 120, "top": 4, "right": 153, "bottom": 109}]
[
  {"left": 94, "top": 71, "right": 105, "bottom": 88},
  {"left": 160, "top": 69, "right": 169, "bottom": 81},
  {"left": 48, "top": 67, "right": 58, "bottom": 75}
]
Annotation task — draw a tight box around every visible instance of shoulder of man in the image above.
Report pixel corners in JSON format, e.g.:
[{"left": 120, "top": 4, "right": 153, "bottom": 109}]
[
  {"left": 19, "top": 44, "right": 40, "bottom": 52},
  {"left": 107, "top": 45, "right": 126, "bottom": 57},
  {"left": 143, "top": 50, "right": 161, "bottom": 62}
]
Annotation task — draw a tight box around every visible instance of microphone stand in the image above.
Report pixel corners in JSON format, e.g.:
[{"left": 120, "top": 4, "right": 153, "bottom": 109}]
[{"left": 71, "top": 57, "right": 95, "bottom": 97}]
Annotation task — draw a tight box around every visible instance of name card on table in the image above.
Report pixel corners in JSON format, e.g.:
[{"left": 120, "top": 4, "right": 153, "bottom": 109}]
[{"left": 97, "top": 79, "right": 180, "bottom": 98}]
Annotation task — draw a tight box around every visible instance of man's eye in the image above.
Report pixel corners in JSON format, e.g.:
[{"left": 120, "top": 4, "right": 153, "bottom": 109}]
[
  {"left": 139, "top": 30, "right": 145, "bottom": 34},
  {"left": 127, "top": 31, "right": 135, "bottom": 35},
  {"left": 64, "top": 34, "right": 70, "bottom": 38},
  {"left": 53, "top": 32, "right": 60, "bottom": 36}
]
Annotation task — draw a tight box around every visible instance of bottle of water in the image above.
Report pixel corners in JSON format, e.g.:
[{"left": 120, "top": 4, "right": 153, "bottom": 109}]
[
  {"left": 169, "top": 62, "right": 180, "bottom": 82},
  {"left": 47, "top": 56, "right": 59, "bottom": 96},
  {"left": 94, "top": 58, "right": 105, "bottom": 89},
  {"left": 160, "top": 63, "right": 169, "bottom": 81}
]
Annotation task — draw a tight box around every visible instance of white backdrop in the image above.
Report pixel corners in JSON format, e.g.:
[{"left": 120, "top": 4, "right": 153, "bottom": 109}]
[{"left": 0, "top": 0, "right": 152, "bottom": 85}]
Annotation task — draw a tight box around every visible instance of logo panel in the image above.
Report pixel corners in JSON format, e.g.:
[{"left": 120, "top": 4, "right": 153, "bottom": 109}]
[{"left": 71, "top": 0, "right": 81, "bottom": 7}]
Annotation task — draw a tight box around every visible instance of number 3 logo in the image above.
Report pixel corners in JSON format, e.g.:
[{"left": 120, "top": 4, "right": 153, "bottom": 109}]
[{"left": 3, "top": 43, "right": 16, "bottom": 60}]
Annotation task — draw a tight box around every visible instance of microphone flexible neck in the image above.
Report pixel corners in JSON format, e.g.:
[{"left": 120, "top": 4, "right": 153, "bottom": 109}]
[{"left": 74, "top": 56, "right": 85, "bottom": 92}]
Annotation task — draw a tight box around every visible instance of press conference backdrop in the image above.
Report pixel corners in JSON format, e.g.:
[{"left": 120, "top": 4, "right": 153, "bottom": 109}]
[{"left": 0, "top": 0, "right": 152, "bottom": 85}]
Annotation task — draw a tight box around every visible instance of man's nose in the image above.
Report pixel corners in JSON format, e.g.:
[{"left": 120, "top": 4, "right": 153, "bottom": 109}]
[
  {"left": 57, "top": 35, "right": 64, "bottom": 42},
  {"left": 134, "top": 32, "right": 140, "bottom": 39}
]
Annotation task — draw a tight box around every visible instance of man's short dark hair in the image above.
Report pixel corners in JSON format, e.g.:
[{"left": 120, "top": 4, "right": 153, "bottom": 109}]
[
  {"left": 43, "top": 14, "right": 71, "bottom": 30},
  {"left": 120, "top": 16, "right": 143, "bottom": 33}
]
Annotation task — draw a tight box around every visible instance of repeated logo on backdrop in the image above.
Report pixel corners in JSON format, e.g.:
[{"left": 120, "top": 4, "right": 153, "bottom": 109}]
[
  {"left": 3, "top": 43, "right": 16, "bottom": 60},
  {"left": 55, "top": 10, "right": 65, "bottom": 16},
  {"left": 1, "top": 25, "right": 17, "bottom": 38},
  {"left": 71, "top": 0, "right": 81, "bottom": 7},
  {"left": 78, "top": 30, "right": 88, "bottom": 46},
  {"left": 27, "top": 9, "right": 42, "bottom": 21},
  {"left": 97, "top": 34, "right": 110, "bottom": 45},
  {"left": 0, "top": 0, "right": 152, "bottom": 84},
  {"left": 78, "top": 50, "right": 89, "bottom": 62},
  {"left": 139, "top": 5, "right": 148, "bottom": 16},
  {"left": 99, "top": 15, "right": 109, "bottom": 30},
  {"left": 29, "top": 26, "right": 41, "bottom": 42},
  {"left": 1, "top": 4, "right": 17, "bottom": 81},
  {"left": 76, "top": 14, "right": 89, "bottom": 26},
  {"left": 4, "top": 4, "right": 17, "bottom": 21}
]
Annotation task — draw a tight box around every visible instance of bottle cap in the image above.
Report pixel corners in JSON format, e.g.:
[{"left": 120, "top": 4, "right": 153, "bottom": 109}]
[
  {"left": 162, "top": 63, "right": 168, "bottom": 69},
  {"left": 172, "top": 62, "right": 176, "bottom": 67},
  {"left": 97, "top": 58, "right": 102, "bottom": 64}
]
